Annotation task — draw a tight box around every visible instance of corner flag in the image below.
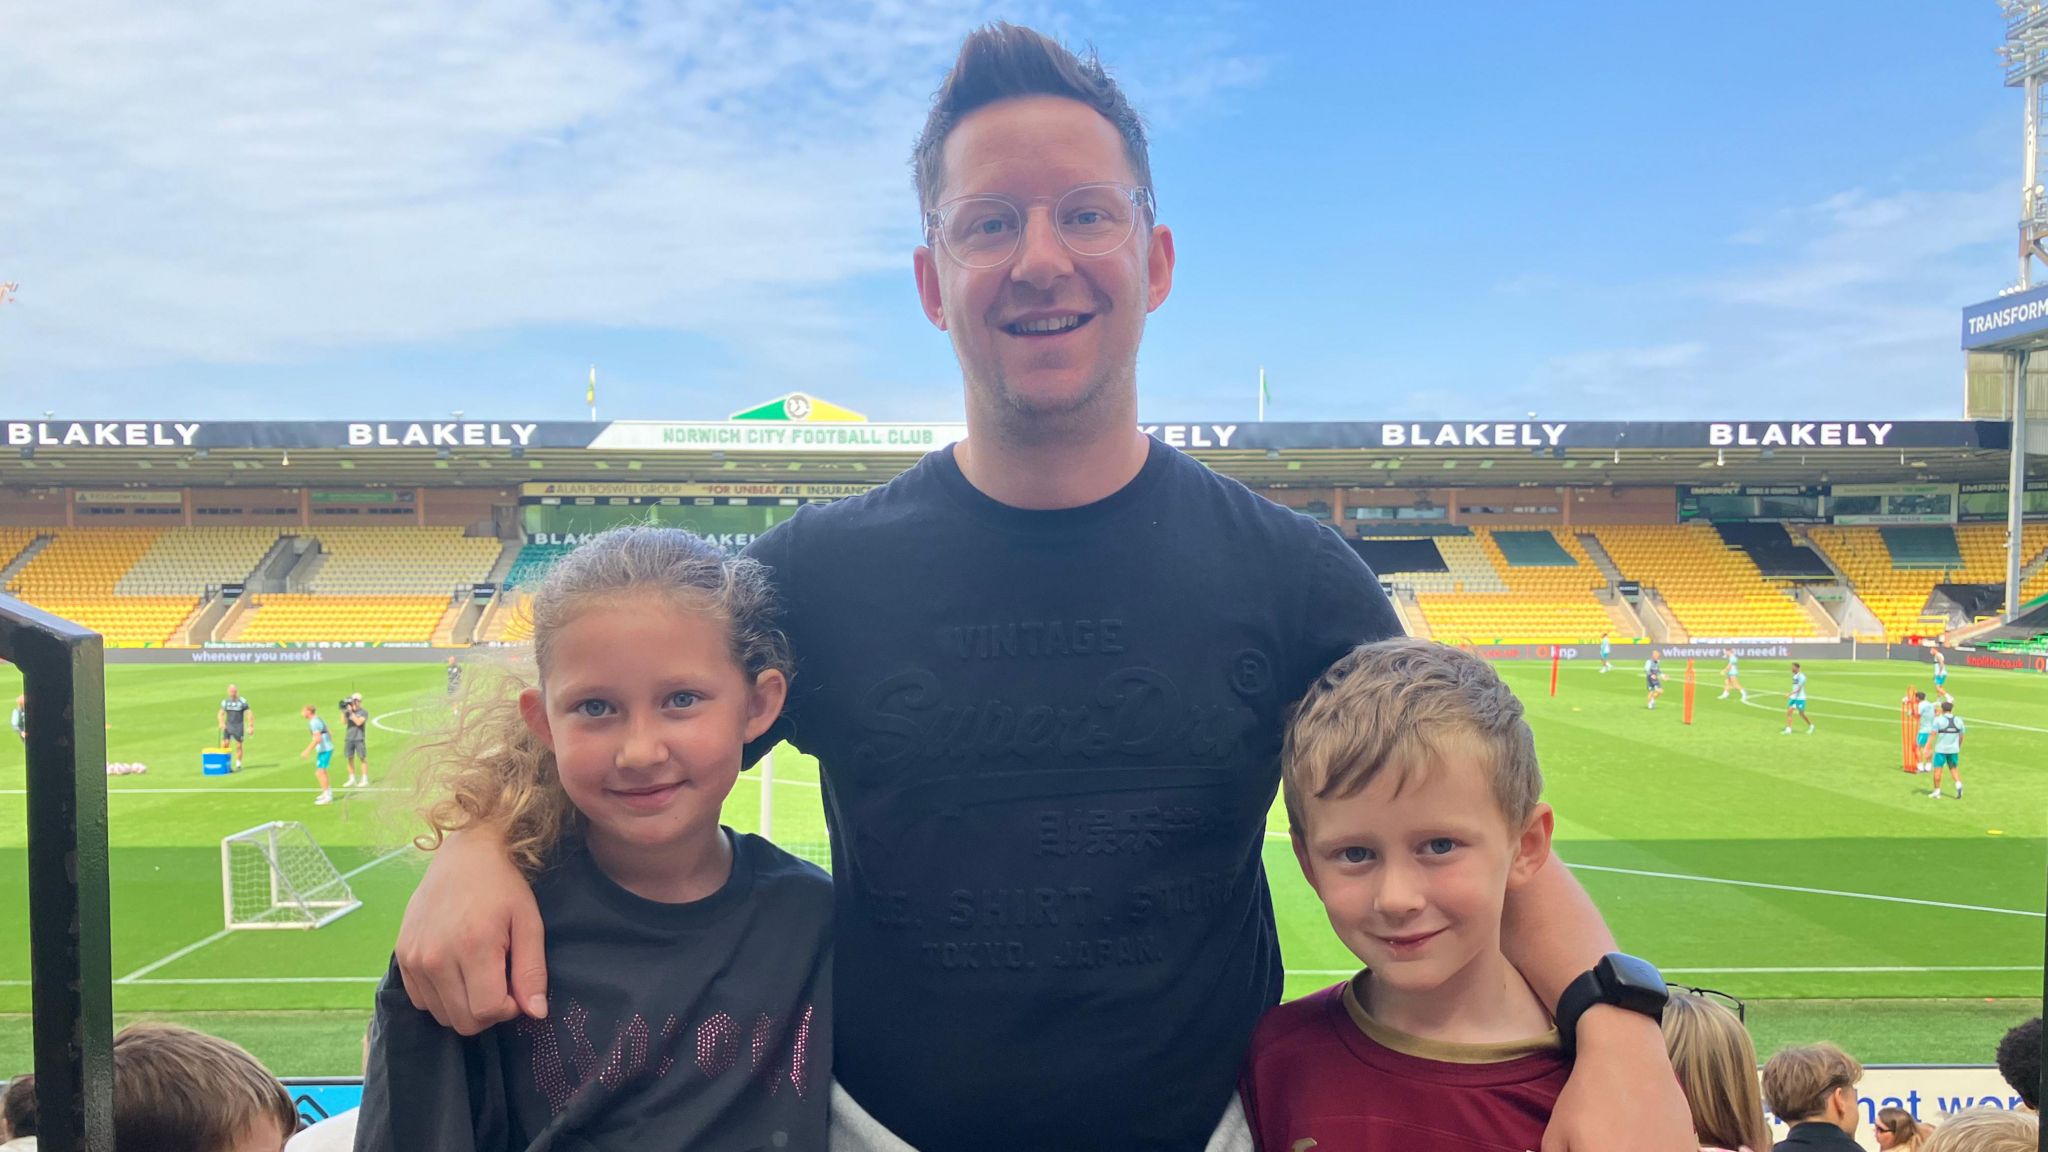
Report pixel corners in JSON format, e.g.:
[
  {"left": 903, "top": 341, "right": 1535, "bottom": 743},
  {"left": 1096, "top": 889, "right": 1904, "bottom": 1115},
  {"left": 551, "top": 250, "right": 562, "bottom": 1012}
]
[
  {"left": 586, "top": 366, "right": 597, "bottom": 421},
  {"left": 1258, "top": 367, "right": 1270, "bottom": 422}
]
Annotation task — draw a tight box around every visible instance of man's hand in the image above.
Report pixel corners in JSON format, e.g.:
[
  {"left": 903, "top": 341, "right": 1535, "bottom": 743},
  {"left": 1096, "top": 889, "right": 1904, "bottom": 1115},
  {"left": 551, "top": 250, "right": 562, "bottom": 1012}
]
[
  {"left": 394, "top": 827, "right": 548, "bottom": 1035},
  {"left": 1542, "top": 1007, "right": 1694, "bottom": 1152}
]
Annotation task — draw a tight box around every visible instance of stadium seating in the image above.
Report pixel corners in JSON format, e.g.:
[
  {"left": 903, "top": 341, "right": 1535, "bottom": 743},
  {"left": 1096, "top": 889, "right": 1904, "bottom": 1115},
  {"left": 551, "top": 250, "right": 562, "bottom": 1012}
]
[
  {"left": 2, "top": 528, "right": 202, "bottom": 646},
  {"left": 0, "top": 527, "right": 41, "bottom": 574},
  {"left": 502, "top": 541, "right": 574, "bottom": 590},
  {"left": 1591, "top": 525, "right": 1822, "bottom": 640},
  {"left": 116, "top": 526, "right": 287, "bottom": 595},
  {"left": 1713, "top": 522, "right": 1833, "bottom": 578},
  {"left": 1414, "top": 528, "right": 1615, "bottom": 643},
  {"left": 233, "top": 594, "right": 450, "bottom": 645},
  {"left": 299, "top": 527, "right": 500, "bottom": 595},
  {"left": 1809, "top": 522, "right": 2048, "bottom": 639}
]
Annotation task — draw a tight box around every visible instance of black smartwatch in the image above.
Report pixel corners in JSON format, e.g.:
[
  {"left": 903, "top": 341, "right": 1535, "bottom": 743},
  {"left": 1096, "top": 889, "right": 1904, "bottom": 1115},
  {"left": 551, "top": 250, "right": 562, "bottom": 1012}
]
[{"left": 1555, "top": 953, "right": 1667, "bottom": 1059}]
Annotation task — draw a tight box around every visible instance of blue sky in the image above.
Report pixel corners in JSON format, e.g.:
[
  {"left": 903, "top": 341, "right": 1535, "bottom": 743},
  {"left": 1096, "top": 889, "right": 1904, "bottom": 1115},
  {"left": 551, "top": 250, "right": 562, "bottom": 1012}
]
[{"left": 0, "top": 1, "right": 2024, "bottom": 422}]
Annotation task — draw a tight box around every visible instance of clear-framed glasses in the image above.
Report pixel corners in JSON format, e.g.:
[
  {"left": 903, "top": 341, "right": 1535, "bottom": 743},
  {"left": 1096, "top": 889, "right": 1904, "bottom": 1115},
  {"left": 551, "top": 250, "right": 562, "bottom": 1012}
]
[
  {"left": 1668, "top": 983, "right": 1747, "bottom": 1023},
  {"left": 925, "top": 181, "right": 1155, "bottom": 269}
]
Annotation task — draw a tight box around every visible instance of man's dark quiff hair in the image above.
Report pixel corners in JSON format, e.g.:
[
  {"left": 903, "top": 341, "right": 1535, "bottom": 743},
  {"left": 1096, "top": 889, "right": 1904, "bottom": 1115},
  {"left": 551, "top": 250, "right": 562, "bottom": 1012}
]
[{"left": 912, "top": 22, "right": 1153, "bottom": 218}]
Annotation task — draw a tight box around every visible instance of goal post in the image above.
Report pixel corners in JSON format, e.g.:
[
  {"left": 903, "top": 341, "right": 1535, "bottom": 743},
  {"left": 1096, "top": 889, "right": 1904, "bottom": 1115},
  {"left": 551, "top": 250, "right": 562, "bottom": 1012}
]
[{"left": 220, "top": 821, "right": 362, "bottom": 930}]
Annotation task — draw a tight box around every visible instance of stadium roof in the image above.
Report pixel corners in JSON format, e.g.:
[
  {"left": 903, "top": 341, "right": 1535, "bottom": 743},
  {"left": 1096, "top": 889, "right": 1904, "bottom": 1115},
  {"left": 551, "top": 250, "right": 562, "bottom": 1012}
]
[{"left": 1, "top": 417, "right": 2036, "bottom": 489}]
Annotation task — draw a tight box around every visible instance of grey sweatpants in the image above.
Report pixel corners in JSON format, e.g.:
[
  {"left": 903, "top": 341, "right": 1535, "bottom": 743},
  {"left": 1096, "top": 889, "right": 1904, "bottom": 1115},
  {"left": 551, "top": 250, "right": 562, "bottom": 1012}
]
[{"left": 828, "top": 1082, "right": 1253, "bottom": 1152}]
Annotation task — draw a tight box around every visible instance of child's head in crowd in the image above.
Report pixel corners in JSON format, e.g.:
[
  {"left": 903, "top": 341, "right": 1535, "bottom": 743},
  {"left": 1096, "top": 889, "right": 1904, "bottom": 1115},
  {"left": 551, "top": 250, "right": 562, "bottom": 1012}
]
[
  {"left": 112, "top": 1023, "right": 296, "bottom": 1152},
  {"left": 1922, "top": 1107, "right": 2036, "bottom": 1152},
  {"left": 1761, "top": 1042, "right": 1862, "bottom": 1134},
  {"left": 415, "top": 526, "right": 790, "bottom": 898},
  {"left": 1282, "top": 639, "right": 1553, "bottom": 1013},
  {"left": 1661, "top": 991, "right": 1769, "bottom": 1152}
]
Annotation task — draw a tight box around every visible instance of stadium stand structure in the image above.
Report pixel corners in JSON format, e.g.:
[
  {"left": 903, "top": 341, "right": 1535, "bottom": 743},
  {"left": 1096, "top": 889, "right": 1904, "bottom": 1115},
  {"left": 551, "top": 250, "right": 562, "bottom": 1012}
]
[
  {"left": 1807, "top": 522, "right": 2048, "bottom": 639},
  {"left": 229, "top": 527, "right": 501, "bottom": 645},
  {"left": 1375, "top": 528, "right": 1617, "bottom": 644},
  {"left": 115, "top": 526, "right": 286, "bottom": 595},
  {"left": 1592, "top": 524, "right": 1824, "bottom": 641},
  {"left": 3, "top": 528, "right": 200, "bottom": 646}
]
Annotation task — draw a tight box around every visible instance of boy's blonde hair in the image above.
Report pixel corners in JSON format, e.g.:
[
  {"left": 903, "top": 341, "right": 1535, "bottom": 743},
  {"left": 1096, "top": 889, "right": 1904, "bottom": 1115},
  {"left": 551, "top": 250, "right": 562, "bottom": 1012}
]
[
  {"left": 112, "top": 1022, "right": 296, "bottom": 1152},
  {"left": 1662, "top": 992, "right": 1771, "bottom": 1152},
  {"left": 1759, "top": 1042, "right": 1862, "bottom": 1122},
  {"left": 1282, "top": 639, "right": 1541, "bottom": 836},
  {"left": 1923, "top": 1107, "right": 2037, "bottom": 1152},
  {"left": 411, "top": 526, "right": 791, "bottom": 873}
]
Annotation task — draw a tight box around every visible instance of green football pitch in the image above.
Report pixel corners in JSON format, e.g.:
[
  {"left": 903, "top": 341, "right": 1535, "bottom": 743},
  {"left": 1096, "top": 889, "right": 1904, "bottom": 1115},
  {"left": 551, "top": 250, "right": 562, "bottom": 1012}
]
[{"left": 0, "top": 656, "right": 2040, "bottom": 1075}]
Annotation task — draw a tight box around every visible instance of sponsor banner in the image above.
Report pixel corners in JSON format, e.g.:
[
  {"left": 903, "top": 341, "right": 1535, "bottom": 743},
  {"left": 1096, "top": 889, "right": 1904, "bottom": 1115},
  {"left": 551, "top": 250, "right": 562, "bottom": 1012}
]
[
  {"left": 73, "top": 489, "right": 183, "bottom": 505},
  {"left": 1, "top": 419, "right": 2009, "bottom": 453},
  {"left": 588, "top": 421, "right": 963, "bottom": 453},
  {"left": 1770, "top": 1066, "right": 2025, "bottom": 1150},
  {"left": 1962, "top": 281, "right": 2048, "bottom": 349},
  {"left": 520, "top": 481, "right": 873, "bottom": 499},
  {"left": 1959, "top": 650, "right": 2048, "bottom": 672},
  {"left": 531, "top": 530, "right": 762, "bottom": 551},
  {"left": 109, "top": 647, "right": 460, "bottom": 665}
]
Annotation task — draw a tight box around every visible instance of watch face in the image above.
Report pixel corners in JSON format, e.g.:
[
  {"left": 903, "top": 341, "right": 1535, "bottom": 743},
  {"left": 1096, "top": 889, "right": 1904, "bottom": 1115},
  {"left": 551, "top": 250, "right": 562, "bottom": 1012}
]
[{"left": 1601, "top": 953, "right": 1665, "bottom": 994}]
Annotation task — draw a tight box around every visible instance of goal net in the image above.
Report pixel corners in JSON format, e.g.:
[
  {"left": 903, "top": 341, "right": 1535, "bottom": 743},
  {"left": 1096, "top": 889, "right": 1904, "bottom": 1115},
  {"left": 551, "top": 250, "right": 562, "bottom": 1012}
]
[{"left": 220, "top": 821, "right": 362, "bottom": 930}]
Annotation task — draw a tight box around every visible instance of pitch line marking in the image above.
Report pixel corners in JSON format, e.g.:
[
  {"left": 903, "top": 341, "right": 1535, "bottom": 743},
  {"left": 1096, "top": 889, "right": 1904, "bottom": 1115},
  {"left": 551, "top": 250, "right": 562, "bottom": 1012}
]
[
  {"left": 1565, "top": 862, "right": 2044, "bottom": 918},
  {"left": 114, "top": 846, "right": 415, "bottom": 985}
]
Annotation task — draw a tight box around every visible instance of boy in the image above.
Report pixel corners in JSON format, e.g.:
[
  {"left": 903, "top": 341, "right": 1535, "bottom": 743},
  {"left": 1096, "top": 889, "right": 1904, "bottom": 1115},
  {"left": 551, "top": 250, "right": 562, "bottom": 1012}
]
[
  {"left": 1760, "top": 1042, "right": 1862, "bottom": 1150},
  {"left": 300, "top": 705, "right": 335, "bottom": 805},
  {"left": 1242, "top": 638, "right": 1565, "bottom": 1150},
  {"left": 1782, "top": 663, "right": 1814, "bottom": 735},
  {"left": 113, "top": 1022, "right": 298, "bottom": 1152},
  {"left": 1645, "top": 649, "right": 1663, "bottom": 709},
  {"left": 1929, "top": 700, "right": 1964, "bottom": 800},
  {"left": 1719, "top": 648, "right": 1746, "bottom": 701}
]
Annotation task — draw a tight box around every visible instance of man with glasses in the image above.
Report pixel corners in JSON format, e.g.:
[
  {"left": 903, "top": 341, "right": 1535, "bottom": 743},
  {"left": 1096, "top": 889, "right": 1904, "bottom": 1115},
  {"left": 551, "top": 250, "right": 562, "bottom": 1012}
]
[{"left": 392, "top": 22, "right": 1691, "bottom": 1152}]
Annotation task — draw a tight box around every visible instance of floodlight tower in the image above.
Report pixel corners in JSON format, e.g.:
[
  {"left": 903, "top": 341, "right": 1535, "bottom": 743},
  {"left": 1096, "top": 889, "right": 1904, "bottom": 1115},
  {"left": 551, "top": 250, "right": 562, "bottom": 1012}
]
[{"left": 2002, "top": 1, "right": 2048, "bottom": 286}]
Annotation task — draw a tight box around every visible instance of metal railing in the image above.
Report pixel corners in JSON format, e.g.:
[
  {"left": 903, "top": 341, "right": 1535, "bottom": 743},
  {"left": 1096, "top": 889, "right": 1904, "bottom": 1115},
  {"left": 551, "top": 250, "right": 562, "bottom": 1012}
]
[{"left": 0, "top": 593, "right": 114, "bottom": 1150}]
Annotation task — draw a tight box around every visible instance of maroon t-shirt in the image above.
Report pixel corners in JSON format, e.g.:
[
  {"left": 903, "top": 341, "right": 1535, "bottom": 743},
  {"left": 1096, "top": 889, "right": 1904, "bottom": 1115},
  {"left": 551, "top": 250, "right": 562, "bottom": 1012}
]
[{"left": 1239, "top": 976, "right": 1567, "bottom": 1152}]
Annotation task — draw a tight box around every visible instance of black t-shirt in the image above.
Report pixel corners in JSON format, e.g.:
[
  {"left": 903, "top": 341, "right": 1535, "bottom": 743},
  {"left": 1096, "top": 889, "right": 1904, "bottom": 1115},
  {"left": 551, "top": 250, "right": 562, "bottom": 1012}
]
[
  {"left": 220, "top": 696, "right": 250, "bottom": 727},
  {"left": 357, "top": 831, "right": 831, "bottom": 1152},
  {"left": 745, "top": 438, "right": 1400, "bottom": 1151}
]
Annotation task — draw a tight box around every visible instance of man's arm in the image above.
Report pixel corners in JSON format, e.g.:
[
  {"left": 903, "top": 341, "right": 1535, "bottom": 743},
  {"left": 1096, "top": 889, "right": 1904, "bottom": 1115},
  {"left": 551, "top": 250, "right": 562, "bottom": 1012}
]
[
  {"left": 395, "top": 827, "right": 549, "bottom": 1034},
  {"left": 1501, "top": 852, "right": 1694, "bottom": 1152}
]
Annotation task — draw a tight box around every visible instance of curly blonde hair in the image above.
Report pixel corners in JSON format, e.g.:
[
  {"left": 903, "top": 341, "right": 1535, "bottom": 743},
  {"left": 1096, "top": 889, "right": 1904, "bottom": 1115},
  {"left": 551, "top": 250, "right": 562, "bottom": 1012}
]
[{"left": 410, "top": 526, "right": 790, "bottom": 873}]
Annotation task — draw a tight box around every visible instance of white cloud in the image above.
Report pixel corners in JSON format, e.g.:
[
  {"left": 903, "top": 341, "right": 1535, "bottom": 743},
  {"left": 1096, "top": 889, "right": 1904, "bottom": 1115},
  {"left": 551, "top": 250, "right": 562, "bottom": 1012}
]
[{"left": 0, "top": 0, "right": 997, "bottom": 387}]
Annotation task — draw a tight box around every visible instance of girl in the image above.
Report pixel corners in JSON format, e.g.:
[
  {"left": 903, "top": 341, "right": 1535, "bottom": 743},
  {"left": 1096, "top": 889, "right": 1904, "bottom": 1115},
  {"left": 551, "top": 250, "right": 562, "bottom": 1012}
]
[
  {"left": 358, "top": 526, "right": 831, "bottom": 1152},
  {"left": 1661, "top": 991, "right": 1771, "bottom": 1152},
  {"left": 1874, "top": 1105, "right": 1934, "bottom": 1150}
]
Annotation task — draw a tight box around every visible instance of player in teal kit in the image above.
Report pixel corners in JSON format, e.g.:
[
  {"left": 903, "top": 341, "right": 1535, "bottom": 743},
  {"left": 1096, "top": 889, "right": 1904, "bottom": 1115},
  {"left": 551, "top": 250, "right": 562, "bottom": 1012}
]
[
  {"left": 1600, "top": 632, "right": 1612, "bottom": 673},
  {"left": 300, "top": 705, "right": 335, "bottom": 805},
  {"left": 1928, "top": 702, "right": 1964, "bottom": 800},
  {"left": 1718, "top": 649, "right": 1746, "bottom": 701},
  {"left": 1781, "top": 664, "right": 1814, "bottom": 734},
  {"left": 1911, "top": 690, "right": 1936, "bottom": 773}
]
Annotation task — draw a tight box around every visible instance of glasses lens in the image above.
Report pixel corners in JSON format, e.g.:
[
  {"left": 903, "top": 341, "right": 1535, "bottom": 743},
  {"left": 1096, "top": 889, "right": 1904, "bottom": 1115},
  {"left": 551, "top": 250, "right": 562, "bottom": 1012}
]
[
  {"left": 1056, "top": 184, "right": 1139, "bottom": 255},
  {"left": 941, "top": 198, "right": 1021, "bottom": 268}
]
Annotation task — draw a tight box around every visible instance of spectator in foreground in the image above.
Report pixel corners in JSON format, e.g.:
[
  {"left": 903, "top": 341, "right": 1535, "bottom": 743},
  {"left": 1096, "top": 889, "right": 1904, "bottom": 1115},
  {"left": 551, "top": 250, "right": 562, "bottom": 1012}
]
[
  {"left": 1995, "top": 1016, "right": 2040, "bottom": 1111},
  {"left": 1, "top": 1073, "right": 35, "bottom": 1150},
  {"left": 1662, "top": 991, "right": 1770, "bottom": 1152},
  {"left": 113, "top": 1023, "right": 296, "bottom": 1152},
  {"left": 1761, "top": 1042, "right": 1862, "bottom": 1151},
  {"left": 1873, "top": 1105, "right": 1934, "bottom": 1150},
  {"left": 1921, "top": 1108, "right": 2036, "bottom": 1152}
]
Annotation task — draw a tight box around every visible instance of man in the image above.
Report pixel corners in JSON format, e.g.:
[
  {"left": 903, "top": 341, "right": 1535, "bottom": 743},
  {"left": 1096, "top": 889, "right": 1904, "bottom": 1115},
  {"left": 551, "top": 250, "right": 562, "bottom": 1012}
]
[
  {"left": 1782, "top": 662, "right": 1814, "bottom": 735},
  {"left": 445, "top": 655, "right": 462, "bottom": 697},
  {"left": 342, "top": 693, "right": 370, "bottom": 788},
  {"left": 1931, "top": 646, "right": 1950, "bottom": 701},
  {"left": 1761, "top": 1042, "right": 1863, "bottom": 1151},
  {"left": 300, "top": 705, "right": 335, "bottom": 806},
  {"left": 1645, "top": 649, "right": 1663, "bottom": 709},
  {"left": 9, "top": 694, "right": 22, "bottom": 742},
  {"left": 217, "top": 685, "right": 252, "bottom": 769},
  {"left": 1928, "top": 699, "right": 1963, "bottom": 800},
  {"left": 1599, "top": 631, "right": 1611, "bottom": 673},
  {"left": 393, "top": 24, "right": 1691, "bottom": 1152},
  {"left": 1718, "top": 648, "right": 1745, "bottom": 701}
]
